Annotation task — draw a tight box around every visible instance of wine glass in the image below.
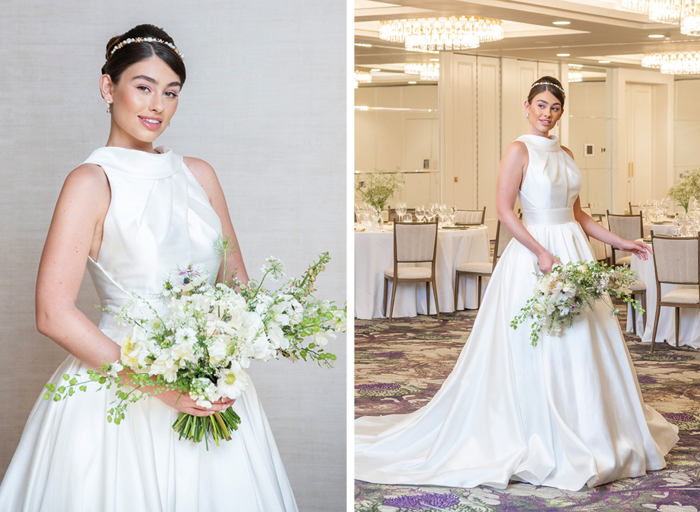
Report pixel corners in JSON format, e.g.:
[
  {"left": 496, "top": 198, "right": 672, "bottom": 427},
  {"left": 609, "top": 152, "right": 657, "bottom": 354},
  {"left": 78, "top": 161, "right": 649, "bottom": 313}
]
[
  {"left": 415, "top": 206, "right": 425, "bottom": 223},
  {"left": 396, "top": 202, "right": 407, "bottom": 223}
]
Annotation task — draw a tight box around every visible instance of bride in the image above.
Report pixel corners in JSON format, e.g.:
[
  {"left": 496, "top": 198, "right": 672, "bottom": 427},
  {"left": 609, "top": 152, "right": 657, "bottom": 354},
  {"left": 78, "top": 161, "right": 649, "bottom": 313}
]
[
  {"left": 0, "top": 24, "right": 298, "bottom": 511},
  {"left": 355, "top": 76, "right": 679, "bottom": 491}
]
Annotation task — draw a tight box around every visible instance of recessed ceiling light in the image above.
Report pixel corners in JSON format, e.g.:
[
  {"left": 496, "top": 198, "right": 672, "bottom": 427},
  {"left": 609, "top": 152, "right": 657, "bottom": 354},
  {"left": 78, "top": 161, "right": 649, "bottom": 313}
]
[
  {"left": 598, "top": 60, "right": 611, "bottom": 63},
  {"left": 553, "top": 21, "right": 571, "bottom": 25},
  {"left": 557, "top": 53, "right": 570, "bottom": 57},
  {"left": 429, "top": 58, "right": 439, "bottom": 62},
  {"left": 408, "top": 81, "right": 417, "bottom": 84},
  {"left": 355, "top": 43, "right": 372, "bottom": 47},
  {"left": 370, "top": 68, "right": 381, "bottom": 72},
  {"left": 648, "top": 34, "right": 664, "bottom": 38}
]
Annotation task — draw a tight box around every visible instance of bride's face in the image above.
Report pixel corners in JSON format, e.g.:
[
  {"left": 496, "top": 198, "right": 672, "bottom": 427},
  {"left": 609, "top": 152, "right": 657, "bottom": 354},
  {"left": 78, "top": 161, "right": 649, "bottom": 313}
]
[
  {"left": 101, "top": 56, "right": 182, "bottom": 147},
  {"left": 525, "top": 90, "right": 563, "bottom": 137}
]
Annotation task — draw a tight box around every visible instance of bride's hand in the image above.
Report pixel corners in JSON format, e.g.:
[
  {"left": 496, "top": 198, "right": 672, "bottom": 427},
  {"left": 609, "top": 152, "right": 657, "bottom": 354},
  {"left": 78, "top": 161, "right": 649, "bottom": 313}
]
[
  {"left": 155, "top": 389, "right": 235, "bottom": 417},
  {"left": 537, "top": 251, "right": 561, "bottom": 274},
  {"left": 616, "top": 239, "right": 652, "bottom": 260}
]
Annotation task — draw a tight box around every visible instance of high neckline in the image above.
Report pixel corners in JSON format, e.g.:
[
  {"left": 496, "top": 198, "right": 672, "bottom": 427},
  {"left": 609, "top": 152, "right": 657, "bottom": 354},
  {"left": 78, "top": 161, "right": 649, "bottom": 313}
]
[
  {"left": 517, "top": 134, "right": 561, "bottom": 152},
  {"left": 83, "top": 146, "right": 181, "bottom": 179}
]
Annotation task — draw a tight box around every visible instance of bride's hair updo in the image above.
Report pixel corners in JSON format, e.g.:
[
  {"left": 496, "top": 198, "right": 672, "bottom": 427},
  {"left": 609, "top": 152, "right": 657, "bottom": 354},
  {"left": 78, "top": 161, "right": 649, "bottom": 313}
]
[
  {"left": 527, "top": 76, "right": 565, "bottom": 107},
  {"left": 101, "top": 24, "right": 186, "bottom": 86}
]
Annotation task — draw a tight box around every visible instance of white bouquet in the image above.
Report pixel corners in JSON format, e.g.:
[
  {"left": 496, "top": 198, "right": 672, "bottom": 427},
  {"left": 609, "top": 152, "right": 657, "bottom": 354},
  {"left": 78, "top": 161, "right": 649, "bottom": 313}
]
[
  {"left": 511, "top": 260, "right": 643, "bottom": 347},
  {"left": 44, "top": 240, "right": 344, "bottom": 448}
]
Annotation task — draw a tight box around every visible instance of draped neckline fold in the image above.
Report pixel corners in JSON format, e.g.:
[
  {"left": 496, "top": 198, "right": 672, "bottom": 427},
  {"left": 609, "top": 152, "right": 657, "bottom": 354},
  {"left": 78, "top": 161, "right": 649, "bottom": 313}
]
[{"left": 87, "top": 146, "right": 180, "bottom": 179}]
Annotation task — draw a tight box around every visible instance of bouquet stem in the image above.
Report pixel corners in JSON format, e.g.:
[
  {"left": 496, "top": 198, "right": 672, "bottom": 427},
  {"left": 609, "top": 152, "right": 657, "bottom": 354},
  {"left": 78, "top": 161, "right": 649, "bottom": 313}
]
[{"left": 172, "top": 408, "right": 241, "bottom": 449}]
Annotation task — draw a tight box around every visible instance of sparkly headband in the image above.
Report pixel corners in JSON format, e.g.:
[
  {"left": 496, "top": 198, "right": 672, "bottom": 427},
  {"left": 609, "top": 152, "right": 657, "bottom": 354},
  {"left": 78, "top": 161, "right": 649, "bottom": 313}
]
[
  {"left": 109, "top": 37, "right": 184, "bottom": 59},
  {"left": 530, "top": 81, "right": 565, "bottom": 94}
]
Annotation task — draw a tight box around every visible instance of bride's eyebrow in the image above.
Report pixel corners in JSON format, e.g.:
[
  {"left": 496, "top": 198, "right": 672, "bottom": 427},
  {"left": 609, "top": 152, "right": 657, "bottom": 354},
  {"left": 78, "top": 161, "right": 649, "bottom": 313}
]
[{"left": 132, "top": 75, "right": 182, "bottom": 88}]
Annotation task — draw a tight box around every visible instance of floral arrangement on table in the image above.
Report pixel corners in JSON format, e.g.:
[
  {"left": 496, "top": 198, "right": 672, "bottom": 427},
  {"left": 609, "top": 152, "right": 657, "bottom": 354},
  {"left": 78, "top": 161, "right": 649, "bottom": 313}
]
[
  {"left": 43, "top": 238, "right": 345, "bottom": 448},
  {"left": 668, "top": 168, "right": 700, "bottom": 212},
  {"left": 355, "top": 169, "right": 405, "bottom": 213},
  {"left": 511, "top": 260, "right": 643, "bottom": 347}
]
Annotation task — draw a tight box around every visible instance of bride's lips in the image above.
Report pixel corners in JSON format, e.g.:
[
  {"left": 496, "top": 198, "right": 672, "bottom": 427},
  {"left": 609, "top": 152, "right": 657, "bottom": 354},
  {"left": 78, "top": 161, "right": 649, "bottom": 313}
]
[
  {"left": 138, "top": 116, "right": 163, "bottom": 130},
  {"left": 539, "top": 118, "right": 552, "bottom": 126}
]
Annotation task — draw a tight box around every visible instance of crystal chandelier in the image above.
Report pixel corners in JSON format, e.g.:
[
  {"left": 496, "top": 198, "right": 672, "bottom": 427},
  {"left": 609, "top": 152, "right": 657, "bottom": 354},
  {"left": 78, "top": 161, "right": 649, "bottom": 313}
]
[
  {"left": 380, "top": 16, "right": 504, "bottom": 52},
  {"left": 681, "top": 0, "right": 700, "bottom": 35},
  {"left": 621, "top": 0, "right": 699, "bottom": 33},
  {"left": 567, "top": 65, "right": 583, "bottom": 82},
  {"left": 404, "top": 63, "right": 440, "bottom": 80},
  {"left": 648, "top": 0, "right": 682, "bottom": 24},
  {"left": 621, "top": 0, "right": 649, "bottom": 12},
  {"left": 355, "top": 70, "right": 372, "bottom": 84},
  {"left": 641, "top": 51, "right": 700, "bottom": 73}
]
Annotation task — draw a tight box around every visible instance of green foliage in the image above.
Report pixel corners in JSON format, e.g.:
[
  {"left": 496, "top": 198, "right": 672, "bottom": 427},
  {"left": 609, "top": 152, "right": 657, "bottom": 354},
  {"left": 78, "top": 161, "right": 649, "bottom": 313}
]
[
  {"left": 668, "top": 169, "right": 700, "bottom": 212},
  {"left": 355, "top": 170, "right": 405, "bottom": 212}
]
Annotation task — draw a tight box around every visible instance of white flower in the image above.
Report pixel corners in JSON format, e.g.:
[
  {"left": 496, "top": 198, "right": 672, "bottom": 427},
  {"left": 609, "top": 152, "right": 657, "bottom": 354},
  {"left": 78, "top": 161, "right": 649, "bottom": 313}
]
[
  {"left": 189, "top": 377, "right": 220, "bottom": 408},
  {"left": 149, "top": 352, "right": 179, "bottom": 382},
  {"left": 217, "top": 367, "right": 250, "bottom": 399},
  {"left": 208, "top": 335, "right": 234, "bottom": 363},
  {"left": 267, "top": 324, "right": 290, "bottom": 350},
  {"left": 120, "top": 326, "right": 152, "bottom": 369},
  {"left": 313, "top": 330, "right": 336, "bottom": 347},
  {"left": 106, "top": 361, "right": 124, "bottom": 379}
]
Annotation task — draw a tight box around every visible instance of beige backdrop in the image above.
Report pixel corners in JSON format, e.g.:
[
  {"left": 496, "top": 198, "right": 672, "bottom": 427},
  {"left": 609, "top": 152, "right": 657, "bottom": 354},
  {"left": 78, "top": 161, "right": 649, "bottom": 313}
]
[{"left": 0, "top": 2, "right": 347, "bottom": 511}]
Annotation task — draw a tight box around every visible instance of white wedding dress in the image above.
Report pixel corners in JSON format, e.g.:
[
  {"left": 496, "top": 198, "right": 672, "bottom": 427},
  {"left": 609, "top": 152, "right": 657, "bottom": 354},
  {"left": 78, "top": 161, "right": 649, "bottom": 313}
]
[
  {"left": 0, "top": 147, "right": 298, "bottom": 511},
  {"left": 355, "top": 134, "right": 679, "bottom": 491}
]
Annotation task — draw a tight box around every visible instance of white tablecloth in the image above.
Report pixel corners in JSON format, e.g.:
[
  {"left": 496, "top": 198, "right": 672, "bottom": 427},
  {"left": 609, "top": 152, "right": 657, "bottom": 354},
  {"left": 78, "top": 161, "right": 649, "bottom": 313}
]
[
  {"left": 627, "top": 248, "right": 700, "bottom": 348},
  {"left": 355, "top": 226, "right": 490, "bottom": 319},
  {"left": 643, "top": 222, "right": 674, "bottom": 237}
]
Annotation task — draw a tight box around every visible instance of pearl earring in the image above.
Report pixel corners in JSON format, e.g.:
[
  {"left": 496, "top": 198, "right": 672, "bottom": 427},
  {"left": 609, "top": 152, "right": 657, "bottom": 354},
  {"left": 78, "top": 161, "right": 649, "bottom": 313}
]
[
  {"left": 526, "top": 112, "right": 529, "bottom": 119},
  {"left": 106, "top": 103, "right": 112, "bottom": 114}
]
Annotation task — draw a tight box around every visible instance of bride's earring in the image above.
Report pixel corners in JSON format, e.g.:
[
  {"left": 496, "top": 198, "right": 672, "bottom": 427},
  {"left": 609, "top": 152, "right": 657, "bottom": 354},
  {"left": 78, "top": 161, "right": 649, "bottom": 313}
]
[
  {"left": 106, "top": 103, "right": 112, "bottom": 114},
  {"left": 526, "top": 112, "right": 529, "bottom": 119}
]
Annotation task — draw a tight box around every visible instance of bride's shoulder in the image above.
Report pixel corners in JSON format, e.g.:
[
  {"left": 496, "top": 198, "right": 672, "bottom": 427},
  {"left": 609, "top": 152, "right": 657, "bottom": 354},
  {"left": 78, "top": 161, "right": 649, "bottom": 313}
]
[
  {"left": 63, "top": 163, "right": 110, "bottom": 198},
  {"left": 182, "top": 156, "right": 224, "bottom": 201},
  {"left": 560, "top": 145, "right": 574, "bottom": 159}
]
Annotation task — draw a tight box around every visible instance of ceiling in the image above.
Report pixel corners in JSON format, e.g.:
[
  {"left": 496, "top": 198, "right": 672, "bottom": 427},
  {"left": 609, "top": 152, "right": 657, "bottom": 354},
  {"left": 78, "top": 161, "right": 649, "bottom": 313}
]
[{"left": 355, "top": 0, "right": 700, "bottom": 85}]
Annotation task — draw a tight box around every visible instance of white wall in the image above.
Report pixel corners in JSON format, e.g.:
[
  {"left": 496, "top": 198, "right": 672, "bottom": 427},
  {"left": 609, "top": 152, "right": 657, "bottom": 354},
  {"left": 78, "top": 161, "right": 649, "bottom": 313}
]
[
  {"left": 355, "top": 85, "right": 440, "bottom": 207},
  {"left": 568, "top": 81, "right": 612, "bottom": 214},
  {"left": 675, "top": 79, "right": 700, "bottom": 182},
  {"left": 0, "top": 2, "right": 346, "bottom": 510}
]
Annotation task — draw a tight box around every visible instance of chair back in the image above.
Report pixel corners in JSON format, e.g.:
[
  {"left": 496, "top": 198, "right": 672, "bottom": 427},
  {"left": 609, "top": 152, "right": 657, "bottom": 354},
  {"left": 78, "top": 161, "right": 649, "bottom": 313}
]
[
  {"left": 456, "top": 207, "right": 486, "bottom": 224},
  {"left": 651, "top": 232, "right": 700, "bottom": 285},
  {"left": 393, "top": 222, "right": 438, "bottom": 263},
  {"left": 607, "top": 211, "right": 643, "bottom": 263},
  {"left": 491, "top": 220, "right": 515, "bottom": 271},
  {"left": 629, "top": 202, "right": 640, "bottom": 215}
]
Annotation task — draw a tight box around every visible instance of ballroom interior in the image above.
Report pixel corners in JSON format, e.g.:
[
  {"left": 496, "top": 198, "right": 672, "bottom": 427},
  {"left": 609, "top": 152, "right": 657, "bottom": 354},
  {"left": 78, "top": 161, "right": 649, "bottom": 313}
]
[{"left": 354, "top": 1, "right": 700, "bottom": 510}]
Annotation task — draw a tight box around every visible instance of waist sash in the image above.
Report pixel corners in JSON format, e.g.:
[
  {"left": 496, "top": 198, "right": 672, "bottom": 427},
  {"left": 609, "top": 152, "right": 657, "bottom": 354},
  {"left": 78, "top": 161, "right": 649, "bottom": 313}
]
[{"left": 522, "top": 207, "right": 575, "bottom": 226}]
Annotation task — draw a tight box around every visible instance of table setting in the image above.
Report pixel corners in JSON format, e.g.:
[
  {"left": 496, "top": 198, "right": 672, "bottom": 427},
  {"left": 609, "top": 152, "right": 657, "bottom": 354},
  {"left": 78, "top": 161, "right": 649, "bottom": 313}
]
[{"left": 355, "top": 203, "right": 491, "bottom": 319}]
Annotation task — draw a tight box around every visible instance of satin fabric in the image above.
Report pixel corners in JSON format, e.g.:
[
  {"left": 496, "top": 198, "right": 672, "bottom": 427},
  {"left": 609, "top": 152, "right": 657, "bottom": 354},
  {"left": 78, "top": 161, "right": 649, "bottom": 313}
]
[
  {"left": 354, "top": 135, "right": 679, "bottom": 491},
  {"left": 0, "top": 147, "right": 298, "bottom": 511}
]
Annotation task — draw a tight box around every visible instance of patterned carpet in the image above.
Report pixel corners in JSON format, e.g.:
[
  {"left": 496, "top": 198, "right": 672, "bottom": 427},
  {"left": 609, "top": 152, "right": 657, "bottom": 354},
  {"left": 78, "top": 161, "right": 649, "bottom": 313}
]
[{"left": 354, "top": 303, "right": 700, "bottom": 512}]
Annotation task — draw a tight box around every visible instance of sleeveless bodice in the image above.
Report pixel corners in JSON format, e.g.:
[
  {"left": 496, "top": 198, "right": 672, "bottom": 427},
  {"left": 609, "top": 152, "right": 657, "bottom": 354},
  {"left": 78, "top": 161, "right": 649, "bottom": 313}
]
[
  {"left": 517, "top": 135, "right": 581, "bottom": 225},
  {"left": 83, "top": 146, "right": 223, "bottom": 333}
]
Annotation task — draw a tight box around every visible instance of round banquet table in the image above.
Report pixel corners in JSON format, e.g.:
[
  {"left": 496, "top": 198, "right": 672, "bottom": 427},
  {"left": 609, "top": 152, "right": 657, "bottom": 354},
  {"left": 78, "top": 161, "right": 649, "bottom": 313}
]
[
  {"left": 643, "top": 222, "right": 674, "bottom": 237},
  {"left": 627, "top": 243, "right": 700, "bottom": 348},
  {"left": 354, "top": 226, "right": 490, "bottom": 319}
]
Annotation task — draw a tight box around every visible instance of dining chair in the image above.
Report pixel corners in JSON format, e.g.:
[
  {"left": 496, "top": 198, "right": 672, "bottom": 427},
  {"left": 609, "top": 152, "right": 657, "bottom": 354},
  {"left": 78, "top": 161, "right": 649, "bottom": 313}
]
[
  {"left": 649, "top": 232, "right": 700, "bottom": 353},
  {"left": 588, "top": 218, "right": 611, "bottom": 265},
  {"left": 453, "top": 219, "right": 513, "bottom": 310},
  {"left": 606, "top": 211, "right": 643, "bottom": 266},
  {"left": 629, "top": 279, "right": 647, "bottom": 337},
  {"left": 581, "top": 202, "right": 592, "bottom": 217},
  {"left": 383, "top": 221, "right": 440, "bottom": 321},
  {"left": 629, "top": 202, "right": 640, "bottom": 215},
  {"left": 455, "top": 207, "right": 486, "bottom": 225}
]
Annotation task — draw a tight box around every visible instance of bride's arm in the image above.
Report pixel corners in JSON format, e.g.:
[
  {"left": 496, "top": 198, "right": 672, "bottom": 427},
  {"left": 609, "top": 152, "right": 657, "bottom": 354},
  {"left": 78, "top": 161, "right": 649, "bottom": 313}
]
[
  {"left": 184, "top": 157, "right": 249, "bottom": 286},
  {"left": 35, "top": 164, "right": 122, "bottom": 369},
  {"left": 36, "top": 165, "right": 231, "bottom": 417},
  {"left": 496, "top": 141, "right": 559, "bottom": 273}
]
